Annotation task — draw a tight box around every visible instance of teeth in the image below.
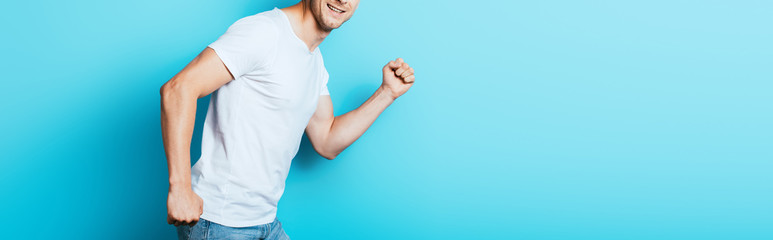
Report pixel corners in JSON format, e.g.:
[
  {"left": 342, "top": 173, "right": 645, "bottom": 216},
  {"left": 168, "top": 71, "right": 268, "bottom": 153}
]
[{"left": 327, "top": 4, "right": 344, "bottom": 13}]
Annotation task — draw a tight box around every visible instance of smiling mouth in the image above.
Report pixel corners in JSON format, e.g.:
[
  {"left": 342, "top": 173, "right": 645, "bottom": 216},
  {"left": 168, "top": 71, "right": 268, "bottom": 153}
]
[{"left": 327, "top": 3, "right": 345, "bottom": 13}]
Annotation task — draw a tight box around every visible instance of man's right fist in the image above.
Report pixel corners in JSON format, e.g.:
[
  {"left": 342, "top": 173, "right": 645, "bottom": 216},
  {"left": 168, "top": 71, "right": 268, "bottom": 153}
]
[{"left": 167, "top": 186, "right": 203, "bottom": 227}]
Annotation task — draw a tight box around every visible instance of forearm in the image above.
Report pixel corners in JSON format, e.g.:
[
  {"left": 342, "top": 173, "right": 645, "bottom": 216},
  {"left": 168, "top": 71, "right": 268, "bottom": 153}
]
[
  {"left": 160, "top": 83, "right": 198, "bottom": 188},
  {"left": 324, "top": 86, "right": 395, "bottom": 157}
]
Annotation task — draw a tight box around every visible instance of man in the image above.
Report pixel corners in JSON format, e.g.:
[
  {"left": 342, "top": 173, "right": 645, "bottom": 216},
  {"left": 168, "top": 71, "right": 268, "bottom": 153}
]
[{"left": 160, "top": 0, "right": 415, "bottom": 239}]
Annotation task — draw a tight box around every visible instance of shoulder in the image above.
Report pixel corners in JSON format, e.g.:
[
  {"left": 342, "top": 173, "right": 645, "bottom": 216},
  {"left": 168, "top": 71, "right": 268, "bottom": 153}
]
[
  {"left": 316, "top": 50, "right": 327, "bottom": 69},
  {"left": 315, "top": 51, "right": 329, "bottom": 77},
  {"left": 226, "top": 9, "right": 282, "bottom": 39},
  {"left": 208, "top": 9, "right": 286, "bottom": 75}
]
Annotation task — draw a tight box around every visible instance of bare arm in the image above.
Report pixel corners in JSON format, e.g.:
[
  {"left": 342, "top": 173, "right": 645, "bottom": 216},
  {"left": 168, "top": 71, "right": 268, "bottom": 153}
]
[
  {"left": 160, "top": 47, "right": 233, "bottom": 226},
  {"left": 306, "top": 58, "right": 415, "bottom": 159}
]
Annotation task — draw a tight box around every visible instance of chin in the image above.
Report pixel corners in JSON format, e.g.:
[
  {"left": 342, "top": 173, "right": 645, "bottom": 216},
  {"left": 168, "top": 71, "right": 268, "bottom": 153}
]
[
  {"left": 314, "top": 2, "right": 354, "bottom": 30},
  {"left": 324, "top": 20, "right": 344, "bottom": 30},
  {"left": 315, "top": 17, "right": 343, "bottom": 31}
]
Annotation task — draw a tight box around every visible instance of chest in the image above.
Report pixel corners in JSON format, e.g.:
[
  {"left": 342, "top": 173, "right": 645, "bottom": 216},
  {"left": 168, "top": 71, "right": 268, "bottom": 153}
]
[{"left": 240, "top": 51, "right": 323, "bottom": 114}]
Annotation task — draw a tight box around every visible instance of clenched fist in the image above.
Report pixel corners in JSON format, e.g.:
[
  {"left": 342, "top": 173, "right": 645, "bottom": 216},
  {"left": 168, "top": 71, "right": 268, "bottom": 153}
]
[
  {"left": 382, "top": 58, "right": 415, "bottom": 99},
  {"left": 167, "top": 185, "right": 203, "bottom": 227}
]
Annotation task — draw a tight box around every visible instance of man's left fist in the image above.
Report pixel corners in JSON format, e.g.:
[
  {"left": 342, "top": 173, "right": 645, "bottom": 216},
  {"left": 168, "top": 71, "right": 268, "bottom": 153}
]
[{"left": 382, "top": 58, "right": 415, "bottom": 99}]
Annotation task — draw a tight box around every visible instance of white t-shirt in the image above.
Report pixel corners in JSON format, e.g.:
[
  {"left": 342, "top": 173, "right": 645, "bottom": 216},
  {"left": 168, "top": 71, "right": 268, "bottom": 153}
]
[{"left": 190, "top": 8, "right": 329, "bottom": 227}]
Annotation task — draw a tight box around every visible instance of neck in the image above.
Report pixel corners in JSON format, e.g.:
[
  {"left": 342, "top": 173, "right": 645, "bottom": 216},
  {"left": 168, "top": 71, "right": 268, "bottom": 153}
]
[{"left": 282, "top": 2, "right": 330, "bottom": 52}]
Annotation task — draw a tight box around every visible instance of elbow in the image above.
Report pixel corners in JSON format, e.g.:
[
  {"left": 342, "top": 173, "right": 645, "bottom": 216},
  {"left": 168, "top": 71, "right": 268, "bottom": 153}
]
[
  {"left": 319, "top": 150, "right": 338, "bottom": 160},
  {"left": 159, "top": 82, "right": 167, "bottom": 96},
  {"left": 159, "top": 81, "right": 176, "bottom": 99},
  {"left": 160, "top": 79, "right": 191, "bottom": 101},
  {"left": 314, "top": 146, "right": 340, "bottom": 160},
  {"left": 321, "top": 154, "right": 337, "bottom": 160}
]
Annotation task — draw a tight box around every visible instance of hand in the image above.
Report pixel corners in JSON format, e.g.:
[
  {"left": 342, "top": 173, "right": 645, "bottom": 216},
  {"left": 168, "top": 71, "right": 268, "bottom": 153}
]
[
  {"left": 381, "top": 58, "right": 415, "bottom": 99},
  {"left": 167, "top": 185, "right": 203, "bottom": 227}
]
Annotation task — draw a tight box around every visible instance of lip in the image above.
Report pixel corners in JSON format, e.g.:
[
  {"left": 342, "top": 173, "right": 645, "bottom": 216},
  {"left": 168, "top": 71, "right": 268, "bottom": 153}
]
[{"left": 326, "top": 3, "right": 346, "bottom": 15}]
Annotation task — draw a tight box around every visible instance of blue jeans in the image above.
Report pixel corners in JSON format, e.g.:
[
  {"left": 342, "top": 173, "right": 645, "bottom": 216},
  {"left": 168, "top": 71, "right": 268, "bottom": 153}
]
[{"left": 176, "top": 217, "right": 290, "bottom": 240}]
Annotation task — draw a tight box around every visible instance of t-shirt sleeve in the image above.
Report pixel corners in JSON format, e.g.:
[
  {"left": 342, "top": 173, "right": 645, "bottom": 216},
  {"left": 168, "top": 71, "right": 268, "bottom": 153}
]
[
  {"left": 320, "top": 67, "right": 330, "bottom": 96},
  {"left": 207, "top": 15, "right": 279, "bottom": 79}
]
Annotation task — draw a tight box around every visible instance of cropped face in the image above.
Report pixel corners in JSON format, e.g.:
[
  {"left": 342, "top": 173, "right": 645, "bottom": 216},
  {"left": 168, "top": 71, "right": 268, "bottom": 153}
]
[{"left": 309, "top": 0, "right": 360, "bottom": 31}]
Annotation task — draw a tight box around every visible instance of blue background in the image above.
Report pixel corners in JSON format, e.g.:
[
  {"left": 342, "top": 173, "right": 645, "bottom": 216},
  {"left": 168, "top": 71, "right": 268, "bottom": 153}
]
[{"left": 1, "top": 0, "right": 771, "bottom": 239}]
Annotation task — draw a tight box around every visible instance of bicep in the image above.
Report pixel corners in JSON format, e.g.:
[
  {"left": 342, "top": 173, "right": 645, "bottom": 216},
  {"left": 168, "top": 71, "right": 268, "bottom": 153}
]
[
  {"left": 306, "top": 95, "right": 335, "bottom": 143},
  {"left": 167, "top": 47, "right": 234, "bottom": 98}
]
